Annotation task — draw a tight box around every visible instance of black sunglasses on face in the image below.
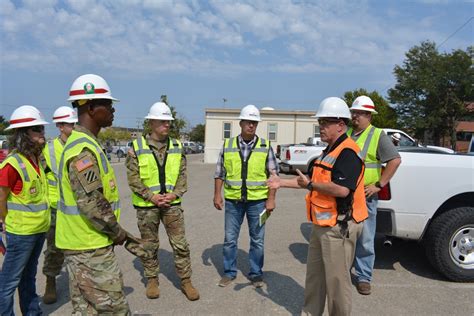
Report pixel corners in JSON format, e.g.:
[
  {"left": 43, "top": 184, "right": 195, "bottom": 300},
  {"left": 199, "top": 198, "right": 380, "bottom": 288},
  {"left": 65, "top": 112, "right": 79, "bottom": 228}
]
[
  {"left": 30, "top": 125, "right": 45, "bottom": 133},
  {"left": 318, "top": 118, "right": 341, "bottom": 126}
]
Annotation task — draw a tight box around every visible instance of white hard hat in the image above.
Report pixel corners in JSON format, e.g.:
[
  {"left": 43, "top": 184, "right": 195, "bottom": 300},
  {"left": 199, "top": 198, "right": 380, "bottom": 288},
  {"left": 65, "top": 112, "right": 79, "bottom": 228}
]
[
  {"left": 350, "top": 95, "right": 378, "bottom": 114},
  {"left": 145, "top": 102, "right": 175, "bottom": 121},
  {"left": 67, "top": 74, "right": 119, "bottom": 102},
  {"left": 312, "top": 97, "right": 351, "bottom": 119},
  {"left": 53, "top": 106, "right": 78, "bottom": 123},
  {"left": 239, "top": 104, "right": 261, "bottom": 122},
  {"left": 5, "top": 105, "right": 49, "bottom": 130},
  {"left": 391, "top": 132, "right": 401, "bottom": 141}
]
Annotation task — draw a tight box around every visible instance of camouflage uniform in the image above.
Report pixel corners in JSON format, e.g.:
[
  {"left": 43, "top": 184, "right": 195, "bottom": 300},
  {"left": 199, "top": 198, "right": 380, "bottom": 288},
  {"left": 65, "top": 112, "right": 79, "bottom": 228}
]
[
  {"left": 126, "top": 135, "right": 192, "bottom": 280},
  {"left": 63, "top": 125, "right": 130, "bottom": 315}
]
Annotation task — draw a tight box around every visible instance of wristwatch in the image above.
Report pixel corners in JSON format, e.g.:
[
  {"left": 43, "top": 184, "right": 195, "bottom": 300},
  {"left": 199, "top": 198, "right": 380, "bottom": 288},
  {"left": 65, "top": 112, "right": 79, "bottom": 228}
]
[
  {"left": 375, "top": 181, "right": 382, "bottom": 189},
  {"left": 306, "top": 181, "right": 313, "bottom": 191}
]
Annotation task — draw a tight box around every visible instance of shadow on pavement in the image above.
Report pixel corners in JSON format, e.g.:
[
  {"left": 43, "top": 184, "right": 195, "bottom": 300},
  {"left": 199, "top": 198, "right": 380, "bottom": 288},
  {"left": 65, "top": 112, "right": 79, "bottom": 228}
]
[
  {"left": 132, "top": 249, "right": 182, "bottom": 290},
  {"left": 40, "top": 270, "right": 70, "bottom": 314},
  {"left": 201, "top": 244, "right": 249, "bottom": 278}
]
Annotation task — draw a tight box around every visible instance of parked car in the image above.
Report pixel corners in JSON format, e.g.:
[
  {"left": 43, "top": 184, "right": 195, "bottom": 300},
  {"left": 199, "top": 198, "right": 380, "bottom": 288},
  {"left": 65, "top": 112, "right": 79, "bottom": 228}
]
[
  {"left": 113, "top": 141, "right": 133, "bottom": 158},
  {"left": 182, "top": 141, "right": 201, "bottom": 154}
]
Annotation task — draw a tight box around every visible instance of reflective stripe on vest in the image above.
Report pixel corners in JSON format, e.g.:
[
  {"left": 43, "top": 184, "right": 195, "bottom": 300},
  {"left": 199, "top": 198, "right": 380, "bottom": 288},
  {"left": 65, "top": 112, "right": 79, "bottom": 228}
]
[
  {"left": 43, "top": 138, "right": 64, "bottom": 209},
  {"left": 347, "top": 125, "right": 383, "bottom": 185},
  {"left": 305, "top": 137, "right": 368, "bottom": 227},
  {"left": 223, "top": 137, "right": 269, "bottom": 201},
  {"left": 131, "top": 136, "right": 183, "bottom": 207},
  {"left": 0, "top": 153, "right": 50, "bottom": 235},
  {"left": 56, "top": 130, "right": 120, "bottom": 250}
]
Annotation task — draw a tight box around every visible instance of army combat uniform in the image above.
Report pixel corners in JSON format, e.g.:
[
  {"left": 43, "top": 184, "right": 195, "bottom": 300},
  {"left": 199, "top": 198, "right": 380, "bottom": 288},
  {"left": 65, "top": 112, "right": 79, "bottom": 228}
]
[
  {"left": 56, "top": 125, "right": 130, "bottom": 315},
  {"left": 126, "top": 135, "right": 193, "bottom": 286}
]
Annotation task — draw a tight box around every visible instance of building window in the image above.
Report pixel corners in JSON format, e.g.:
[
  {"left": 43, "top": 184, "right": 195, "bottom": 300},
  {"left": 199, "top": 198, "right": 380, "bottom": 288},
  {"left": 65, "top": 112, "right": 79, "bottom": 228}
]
[
  {"left": 223, "top": 122, "right": 232, "bottom": 139},
  {"left": 268, "top": 123, "right": 277, "bottom": 141},
  {"left": 314, "top": 125, "right": 320, "bottom": 138}
]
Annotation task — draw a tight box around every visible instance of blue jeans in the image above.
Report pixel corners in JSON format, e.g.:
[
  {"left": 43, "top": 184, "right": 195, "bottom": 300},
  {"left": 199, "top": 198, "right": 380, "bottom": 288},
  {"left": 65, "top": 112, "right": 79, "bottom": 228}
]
[
  {"left": 223, "top": 200, "right": 266, "bottom": 279},
  {"left": 354, "top": 197, "right": 378, "bottom": 283},
  {"left": 0, "top": 232, "right": 46, "bottom": 316}
]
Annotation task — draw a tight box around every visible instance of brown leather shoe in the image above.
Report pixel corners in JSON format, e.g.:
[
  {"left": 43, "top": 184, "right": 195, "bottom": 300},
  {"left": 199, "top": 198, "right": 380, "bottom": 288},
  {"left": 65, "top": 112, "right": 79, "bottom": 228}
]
[
  {"left": 356, "top": 282, "right": 371, "bottom": 295},
  {"left": 218, "top": 276, "right": 235, "bottom": 287},
  {"left": 146, "top": 277, "right": 160, "bottom": 299},
  {"left": 181, "top": 279, "right": 200, "bottom": 301},
  {"left": 42, "top": 276, "right": 57, "bottom": 304}
]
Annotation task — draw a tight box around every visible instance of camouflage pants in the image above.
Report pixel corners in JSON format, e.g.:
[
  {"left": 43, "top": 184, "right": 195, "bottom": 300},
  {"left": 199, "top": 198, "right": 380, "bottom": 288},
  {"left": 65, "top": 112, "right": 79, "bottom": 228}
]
[
  {"left": 42, "top": 208, "right": 65, "bottom": 277},
  {"left": 65, "top": 246, "right": 130, "bottom": 316},
  {"left": 136, "top": 205, "right": 192, "bottom": 280}
]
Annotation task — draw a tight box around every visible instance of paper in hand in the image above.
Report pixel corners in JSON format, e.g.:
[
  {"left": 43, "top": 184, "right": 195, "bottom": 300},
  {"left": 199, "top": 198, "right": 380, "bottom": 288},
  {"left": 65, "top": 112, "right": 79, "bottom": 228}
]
[{"left": 259, "top": 209, "right": 271, "bottom": 227}]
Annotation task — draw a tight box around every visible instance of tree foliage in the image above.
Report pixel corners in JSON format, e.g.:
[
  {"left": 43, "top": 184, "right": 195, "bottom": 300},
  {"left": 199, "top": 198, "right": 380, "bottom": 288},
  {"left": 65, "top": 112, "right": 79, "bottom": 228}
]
[
  {"left": 142, "top": 95, "right": 187, "bottom": 138},
  {"left": 189, "top": 123, "right": 205, "bottom": 142},
  {"left": 98, "top": 128, "right": 131, "bottom": 144},
  {"left": 0, "top": 115, "right": 12, "bottom": 135},
  {"left": 388, "top": 41, "right": 473, "bottom": 146},
  {"left": 343, "top": 89, "right": 398, "bottom": 128}
]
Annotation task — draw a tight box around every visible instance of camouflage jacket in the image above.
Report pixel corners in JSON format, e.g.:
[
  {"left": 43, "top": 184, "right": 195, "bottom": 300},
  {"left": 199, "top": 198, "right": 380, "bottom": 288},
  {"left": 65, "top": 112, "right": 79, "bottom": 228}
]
[
  {"left": 66, "top": 125, "right": 126, "bottom": 251},
  {"left": 125, "top": 134, "right": 187, "bottom": 202}
]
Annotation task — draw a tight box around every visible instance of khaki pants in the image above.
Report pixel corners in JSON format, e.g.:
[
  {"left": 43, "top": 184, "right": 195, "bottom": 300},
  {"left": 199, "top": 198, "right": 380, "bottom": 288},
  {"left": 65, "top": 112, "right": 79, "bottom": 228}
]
[{"left": 303, "top": 221, "right": 363, "bottom": 316}]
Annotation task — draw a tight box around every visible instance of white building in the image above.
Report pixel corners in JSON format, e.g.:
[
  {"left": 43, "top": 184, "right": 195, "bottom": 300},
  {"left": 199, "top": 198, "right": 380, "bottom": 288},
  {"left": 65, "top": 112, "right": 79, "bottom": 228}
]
[{"left": 204, "top": 107, "right": 319, "bottom": 163}]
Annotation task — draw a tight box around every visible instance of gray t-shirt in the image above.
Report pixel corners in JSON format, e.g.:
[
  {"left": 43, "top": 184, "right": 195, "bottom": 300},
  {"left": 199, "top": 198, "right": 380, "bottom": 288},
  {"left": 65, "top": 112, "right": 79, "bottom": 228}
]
[{"left": 351, "top": 128, "right": 400, "bottom": 163}]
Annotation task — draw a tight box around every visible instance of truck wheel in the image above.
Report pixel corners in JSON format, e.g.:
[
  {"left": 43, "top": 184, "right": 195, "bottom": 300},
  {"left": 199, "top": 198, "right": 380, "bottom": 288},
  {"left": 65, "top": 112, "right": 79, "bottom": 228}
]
[
  {"left": 424, "top": 207, "right": 474, "bottom": 282},
  {"left": 117, "top": 150, "right": 124, "bottom": 158}
]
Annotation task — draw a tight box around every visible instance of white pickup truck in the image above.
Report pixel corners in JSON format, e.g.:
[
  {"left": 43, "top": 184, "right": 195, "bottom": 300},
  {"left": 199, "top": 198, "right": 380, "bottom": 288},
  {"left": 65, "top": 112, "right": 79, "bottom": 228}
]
[
  {"left": 377, "top": 148, "right": 474, "bottom": 282},
  {"left": 279, "top": 129, "right": 454, "bottom": 174}
]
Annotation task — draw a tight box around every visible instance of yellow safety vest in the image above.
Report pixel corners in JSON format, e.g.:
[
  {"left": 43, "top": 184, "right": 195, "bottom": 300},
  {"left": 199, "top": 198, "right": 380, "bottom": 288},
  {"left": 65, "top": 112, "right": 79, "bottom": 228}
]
[
  {"left": 223, "top": 136, "right": 269, "bottom": 201},
  {"left": 0, "top": 153, "right": 49, "bottom": 235},
  {"left": 131, "top": 136, "right": 183, "bottom": 207},
  {"left": 56, "top": 130, "right": 120, "bottom": 250},
  {"left": 42, "top": 137, "right": 63, "bottom": 209},
  {"left": 347, "top": 124, "right": 383, "bottom": 185}
]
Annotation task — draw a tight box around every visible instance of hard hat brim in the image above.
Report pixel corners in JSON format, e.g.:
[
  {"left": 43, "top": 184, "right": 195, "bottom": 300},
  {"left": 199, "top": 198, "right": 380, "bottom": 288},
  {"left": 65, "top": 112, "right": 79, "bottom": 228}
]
[
  {"left": 144, "top": 115, "right": 175, "bottom": 121},
  {"left": 53, "top": 118, "right": 78, "bottom": 123},
  {"left": 67, "top": 94, "right": 119, "bottom": 102},
  {"left": 238, "top": 116, "right": 261, "bottom": 122},
  {"left": 5, "top": 120, "right": 49, "bottom": 130}
]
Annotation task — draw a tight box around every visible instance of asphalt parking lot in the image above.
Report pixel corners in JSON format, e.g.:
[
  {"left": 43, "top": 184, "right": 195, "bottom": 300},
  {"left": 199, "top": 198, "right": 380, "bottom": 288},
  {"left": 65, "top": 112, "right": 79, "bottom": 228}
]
[{"left": 3, "top": 153, "right": 474, "bottom": 315}]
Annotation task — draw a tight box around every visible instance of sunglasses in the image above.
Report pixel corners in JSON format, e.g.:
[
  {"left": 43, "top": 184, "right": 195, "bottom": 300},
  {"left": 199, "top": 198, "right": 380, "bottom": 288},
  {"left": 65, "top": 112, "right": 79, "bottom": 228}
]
[
  {"left": 318, "top": 118, "right": 342, "bottom": 126},
  {"left": 30, "top": 125, "right": 45, "bottom": 133},
  {"left": 90, "top": 100, "right": 114, "bottom": 110}
]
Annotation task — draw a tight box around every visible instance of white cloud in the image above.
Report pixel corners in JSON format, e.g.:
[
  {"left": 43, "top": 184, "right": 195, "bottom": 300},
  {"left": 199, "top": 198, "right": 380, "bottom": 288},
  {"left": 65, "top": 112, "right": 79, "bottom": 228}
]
[{"left": 0, "top": 0, "right": 470, "bottom": 76}]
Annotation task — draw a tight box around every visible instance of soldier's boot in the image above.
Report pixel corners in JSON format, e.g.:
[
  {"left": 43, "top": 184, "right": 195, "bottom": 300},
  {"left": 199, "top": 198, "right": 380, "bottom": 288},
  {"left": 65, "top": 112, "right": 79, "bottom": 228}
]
[
  {"left": 181, "top": 279, "right": 200, "bottom": 301},
  {"left": 145, "top": 277, "right": 160, "bottom": 299},
  {"left": 42, "top": 276, "right": 57, "bottom": 304}
]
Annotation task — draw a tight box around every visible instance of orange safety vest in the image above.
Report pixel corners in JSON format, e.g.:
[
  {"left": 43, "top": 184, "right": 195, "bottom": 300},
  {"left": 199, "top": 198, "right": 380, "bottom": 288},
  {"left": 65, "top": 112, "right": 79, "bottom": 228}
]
[{"left": 305, "top": 137, "right": 368, "bottom": 227}]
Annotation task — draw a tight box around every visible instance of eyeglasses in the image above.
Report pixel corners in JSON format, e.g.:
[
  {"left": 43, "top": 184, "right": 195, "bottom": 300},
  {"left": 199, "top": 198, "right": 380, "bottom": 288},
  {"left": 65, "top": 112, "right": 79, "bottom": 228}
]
[
  {"left": 90, "top": 100, "right": 113, "bottom": 110},
  {"left": 30, "top": 125, "right": 45, "bottom": 133},
  {"left": 351, "top": 111, "right": 369, "bottom": 117},
  {"left": 318, "top": 118, "right": 341, "bottom": 127}
]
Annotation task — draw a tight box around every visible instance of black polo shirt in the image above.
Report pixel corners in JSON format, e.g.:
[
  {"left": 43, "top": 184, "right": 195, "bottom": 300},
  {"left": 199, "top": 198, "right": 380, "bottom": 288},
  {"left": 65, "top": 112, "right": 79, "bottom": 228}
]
[{"left": 309, "top": 133, "right": 363, "bottom": 210}]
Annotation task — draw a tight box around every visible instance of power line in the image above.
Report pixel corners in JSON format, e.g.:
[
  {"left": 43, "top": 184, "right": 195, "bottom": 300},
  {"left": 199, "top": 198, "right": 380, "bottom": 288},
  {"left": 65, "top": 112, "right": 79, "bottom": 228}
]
[{"left": 381, "top": 16, "right": 473, "bottom": 93}]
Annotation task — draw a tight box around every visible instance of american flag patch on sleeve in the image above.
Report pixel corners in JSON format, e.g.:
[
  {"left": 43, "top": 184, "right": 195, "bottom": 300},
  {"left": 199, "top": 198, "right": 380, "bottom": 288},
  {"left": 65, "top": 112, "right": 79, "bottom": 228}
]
[{"left": 75, "top": 158, "right": 93, "bottom": 172}]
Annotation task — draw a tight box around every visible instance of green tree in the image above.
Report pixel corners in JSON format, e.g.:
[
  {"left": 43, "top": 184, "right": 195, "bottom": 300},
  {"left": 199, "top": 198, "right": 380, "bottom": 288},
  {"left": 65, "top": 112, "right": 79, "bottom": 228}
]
[
  {"left": 343, "top": 89, "right": 398, "bottom": 128},
  {"left": 189, "top": 123, "right": 205, "bottom": 142},
  {"left": 143, "top": 95, "right": 187, "bottom": 138},
  {"left": 0, "top": 115, "right": 12, "bottom": 135},
  {"left": 388, "top": 41, "right": 473, "bottom": 147}
]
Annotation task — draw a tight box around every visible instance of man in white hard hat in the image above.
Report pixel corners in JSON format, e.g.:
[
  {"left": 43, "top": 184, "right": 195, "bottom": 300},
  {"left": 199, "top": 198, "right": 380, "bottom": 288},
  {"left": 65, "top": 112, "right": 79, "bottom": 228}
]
[
  {"left": 213, "top": 104, "right": 278, "bottom": 288},
  {"left": 348, "top": 95, "right": 401, "bottom": 295},
  {"left": 0, "top": 105, "right": 50, "bottom": 316},
  {"left": 41, "top": 106, "right": 77, "bottom": 304},
  {"left": 391, "top": 132, "right": 401, "bottom": 146},
  {"left": 267, "top": 97, "right": 368, "bottom": 315},
  {"left": 55, "top": 74, "right": 131, "bottom": 314},
  {"left": 125, "top": 101, "right": 200, "bottom": 301}
]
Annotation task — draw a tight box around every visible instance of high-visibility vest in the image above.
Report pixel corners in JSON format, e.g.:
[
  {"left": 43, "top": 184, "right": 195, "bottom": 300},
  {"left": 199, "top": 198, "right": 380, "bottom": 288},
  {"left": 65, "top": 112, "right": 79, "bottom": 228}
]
[
  {"left": 56, "top": 130, "right": 120, "bottom": 250},
  {"left": 223, "top": 136, "right": 269, "bottom": 201},
  {"left": 42, "top": 137, "right": 63, "bottom": 209},
  {"left": 305, "top": 137, "right": 368, "bottom": 227},
  {"left": 0, "top": 153, "right": 50, "bottom": 235},
  {"left": 347, "top": 125, "right": 383, "bottom": 185},
  {"left": 131, "top": 136, "right": 183, "bottom": 207}
]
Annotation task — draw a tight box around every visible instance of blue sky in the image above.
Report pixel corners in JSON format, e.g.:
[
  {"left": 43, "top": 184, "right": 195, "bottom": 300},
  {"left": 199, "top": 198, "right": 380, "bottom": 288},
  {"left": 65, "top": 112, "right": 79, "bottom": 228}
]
[{"left": 1, "top": 0, "right": 472, "bottom": 137}]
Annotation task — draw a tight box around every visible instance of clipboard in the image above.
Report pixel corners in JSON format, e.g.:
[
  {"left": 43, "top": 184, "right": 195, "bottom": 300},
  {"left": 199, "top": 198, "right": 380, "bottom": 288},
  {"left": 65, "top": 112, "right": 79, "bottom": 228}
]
[{"left": 259, "top": 209, "right": 271, "bottom": 227}]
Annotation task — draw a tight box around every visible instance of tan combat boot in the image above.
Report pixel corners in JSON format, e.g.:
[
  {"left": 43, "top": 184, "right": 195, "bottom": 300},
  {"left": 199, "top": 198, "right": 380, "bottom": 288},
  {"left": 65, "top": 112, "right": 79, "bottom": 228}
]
[
  {"left": 146, "top": 277, "right": 160, "bottom": 299},
  {"left": 181, "top": 279, "right": 200, "bottom": 301},
  {"left": 42, "top": 276, "right": 57, "bottom": 304}
]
